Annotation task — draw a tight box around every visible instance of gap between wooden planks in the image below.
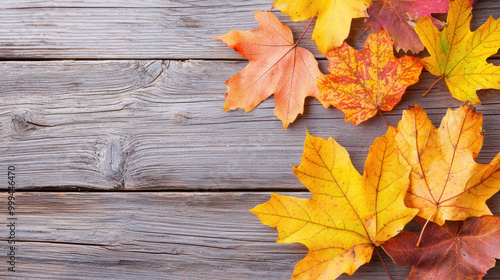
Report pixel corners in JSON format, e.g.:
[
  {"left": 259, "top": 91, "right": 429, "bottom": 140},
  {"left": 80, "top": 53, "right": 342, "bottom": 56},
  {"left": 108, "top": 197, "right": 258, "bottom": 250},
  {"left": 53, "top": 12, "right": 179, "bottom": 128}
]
[
  {"left": 1, "top": 0, "right": 500, "bottom": 279},
  {"left": 0, "top": 191, "right": 499, "bottom": 279},
  {"left": 1, "top": 60, "right": 500, "bottom": 190}
]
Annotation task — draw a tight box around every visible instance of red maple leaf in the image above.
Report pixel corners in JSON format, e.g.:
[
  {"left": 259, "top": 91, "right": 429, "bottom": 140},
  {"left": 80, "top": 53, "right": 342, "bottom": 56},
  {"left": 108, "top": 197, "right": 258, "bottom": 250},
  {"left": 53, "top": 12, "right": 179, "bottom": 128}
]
[
  {"left": 382, "top": 216, "right": 500, "bottom": 279},
  {"left": 367, "top": 0, "right": 449, "bottom": 53}
]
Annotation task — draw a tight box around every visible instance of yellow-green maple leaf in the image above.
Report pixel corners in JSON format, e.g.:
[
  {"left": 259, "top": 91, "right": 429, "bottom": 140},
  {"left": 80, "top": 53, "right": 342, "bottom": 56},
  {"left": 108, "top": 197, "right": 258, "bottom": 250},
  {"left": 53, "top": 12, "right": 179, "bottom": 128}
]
[
  {"left": 251, "top": 129, "right": 417, "bottom": 279},
  {"left": 273, "top": 0, "right": 372, "bottom": 53},
  {"left": 415, "top": 0, "right": 500, "bottom": 104}
]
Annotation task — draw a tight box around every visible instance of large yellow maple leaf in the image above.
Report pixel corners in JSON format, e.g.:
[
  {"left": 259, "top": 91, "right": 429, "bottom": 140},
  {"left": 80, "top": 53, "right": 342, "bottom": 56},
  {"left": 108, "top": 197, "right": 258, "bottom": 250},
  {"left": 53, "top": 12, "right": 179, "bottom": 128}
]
[
  {"left": 318, "top": 29, "right": 422, "bottom": 125},
  {"left": 415, "top": 0, "right": 500, "bottom": 104},
  {"left": 251, "top": 129, "right": 418, "bottom": 279},
  {"left": 215, "top": 11, "right": 327, "bottom": 129},
  {"left": 273, "top": 0, "right": 372, "bottom": 53},
  {"left": 395, "top": 103, "right": 500, "bottom": 225}
]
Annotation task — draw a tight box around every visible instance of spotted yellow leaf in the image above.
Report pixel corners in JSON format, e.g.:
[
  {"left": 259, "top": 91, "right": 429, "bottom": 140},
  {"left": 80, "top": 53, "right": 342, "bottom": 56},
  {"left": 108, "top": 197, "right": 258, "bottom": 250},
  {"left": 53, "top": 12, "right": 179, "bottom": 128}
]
[{"left": 318, "top": 29, "right": 422, "bottom": 125}]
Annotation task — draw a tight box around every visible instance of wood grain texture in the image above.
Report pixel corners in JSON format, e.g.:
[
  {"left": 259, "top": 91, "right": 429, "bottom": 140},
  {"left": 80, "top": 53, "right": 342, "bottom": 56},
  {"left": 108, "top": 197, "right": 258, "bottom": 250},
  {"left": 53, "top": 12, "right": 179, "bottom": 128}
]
[
  {"left": 1, "top": 60, "right": 500, "bottom": 190},
  {"left": 0, "top": 0, "right": 497, "bottom": 59},
  {"left": 1, "top": 0, "right": 268, "bottom": 8},
  {"left": 1, "top": 0, "right": 500, "bottom": 279},
  {"left": 1, "top": 192, "right": 499, "bottom": 279}
]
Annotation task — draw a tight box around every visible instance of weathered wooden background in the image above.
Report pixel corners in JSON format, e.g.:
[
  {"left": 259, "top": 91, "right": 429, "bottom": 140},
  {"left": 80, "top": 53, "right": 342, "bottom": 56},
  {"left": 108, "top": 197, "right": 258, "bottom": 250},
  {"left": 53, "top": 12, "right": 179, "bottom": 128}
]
[{"left": 1, "top": 0, "right": 500, "bottom": 279}]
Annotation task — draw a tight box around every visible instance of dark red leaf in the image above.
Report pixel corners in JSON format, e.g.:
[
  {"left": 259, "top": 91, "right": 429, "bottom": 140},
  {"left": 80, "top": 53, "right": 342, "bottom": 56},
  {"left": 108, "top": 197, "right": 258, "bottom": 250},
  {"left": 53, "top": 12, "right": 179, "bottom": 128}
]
[{"left": 382, "top": 216, "right": 500, "bottom": 280}]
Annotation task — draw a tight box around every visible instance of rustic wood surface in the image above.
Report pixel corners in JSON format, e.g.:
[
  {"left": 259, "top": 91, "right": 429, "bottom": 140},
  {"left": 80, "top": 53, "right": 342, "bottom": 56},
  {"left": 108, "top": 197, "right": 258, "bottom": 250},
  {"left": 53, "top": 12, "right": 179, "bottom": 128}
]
[
  {"left": 1, "top": 192, "right": 499, "bottom": 280},
  {"left": 1, "top": 0, "right": 500, "bottom": 279},
  {"left": 0, "top": 0, "right": 496, "bottom": 59}
]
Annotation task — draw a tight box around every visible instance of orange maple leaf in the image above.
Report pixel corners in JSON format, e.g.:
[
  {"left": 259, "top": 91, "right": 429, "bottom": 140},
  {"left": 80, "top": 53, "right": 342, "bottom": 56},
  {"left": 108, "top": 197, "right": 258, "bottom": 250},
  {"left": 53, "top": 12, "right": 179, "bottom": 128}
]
[
  {"left": 395, "top": 103, "right": 500, "bottom": 225},
  {"left": 317, "top": 29, "right": 423, "bottom": 125},
  {"left": 215, "top": 11, "right": 327, "bottom": 129},
  {"left": 251, "top": 129, "right": 417, "bottom": 279}
]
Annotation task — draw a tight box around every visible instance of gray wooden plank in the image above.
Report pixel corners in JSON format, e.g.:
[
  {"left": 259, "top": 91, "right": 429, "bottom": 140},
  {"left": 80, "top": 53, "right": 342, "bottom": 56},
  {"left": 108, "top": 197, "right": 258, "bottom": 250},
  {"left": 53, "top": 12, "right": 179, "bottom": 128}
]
[
  {"left": 0, "top": 0, "right": 269, "bottom": 8},
  {"left": 1, "top": 60, "right": 500, "bottom": 190},
  {"left": 0, "top": 0, "right": 497, "bottom": 59},
  {"left": 0, "top": 3, "right": 314, "bottom": 59},
  {"left": 0, "top": 192, "right": 499, "bottom": 279}
]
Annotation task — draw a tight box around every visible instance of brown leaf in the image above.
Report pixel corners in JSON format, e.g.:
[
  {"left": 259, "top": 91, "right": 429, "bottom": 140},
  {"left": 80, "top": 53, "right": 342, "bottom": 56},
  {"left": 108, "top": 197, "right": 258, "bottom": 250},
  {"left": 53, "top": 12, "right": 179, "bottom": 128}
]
[{"left": 382, "top": 216, "right": 500, "bottom": 280}]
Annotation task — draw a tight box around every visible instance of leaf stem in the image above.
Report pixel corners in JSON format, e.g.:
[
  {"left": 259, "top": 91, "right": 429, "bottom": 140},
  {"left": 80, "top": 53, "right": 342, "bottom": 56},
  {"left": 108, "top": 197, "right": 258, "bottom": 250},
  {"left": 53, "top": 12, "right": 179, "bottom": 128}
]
[
  {"left": 378, "top": 110, "right": 389, "bottom": 128},
  {"left": 422, "top": 76, "right": 445, "bottom": 97},
  {"left": 362, "top": 24, "right": 370, "bottom": 36},
  {"left": 374, "top": 246, "right": 393, "bottom": 280},
  {"left": 295, "top": 17, "right": 315, "bottom": 46},
  {"left": 416, "top": 206, "right": 438, "bottom": 247}
]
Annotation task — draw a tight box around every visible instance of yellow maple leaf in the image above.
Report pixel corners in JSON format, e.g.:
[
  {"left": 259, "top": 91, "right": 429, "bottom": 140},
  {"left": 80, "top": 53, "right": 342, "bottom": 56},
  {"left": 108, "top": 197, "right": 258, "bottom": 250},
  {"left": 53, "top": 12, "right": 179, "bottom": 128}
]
[
  {"left": 273, "top": 0, "right": 372, "bottom": 53},
  {"left": 251, "top": 129, "right": 417, "bottom": 279},
  {"left": 415, "top": 0, "right": 500, "bottom": 104},
  {"left": 395, "top": 103, "right": 500, "bottom": 225}
]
